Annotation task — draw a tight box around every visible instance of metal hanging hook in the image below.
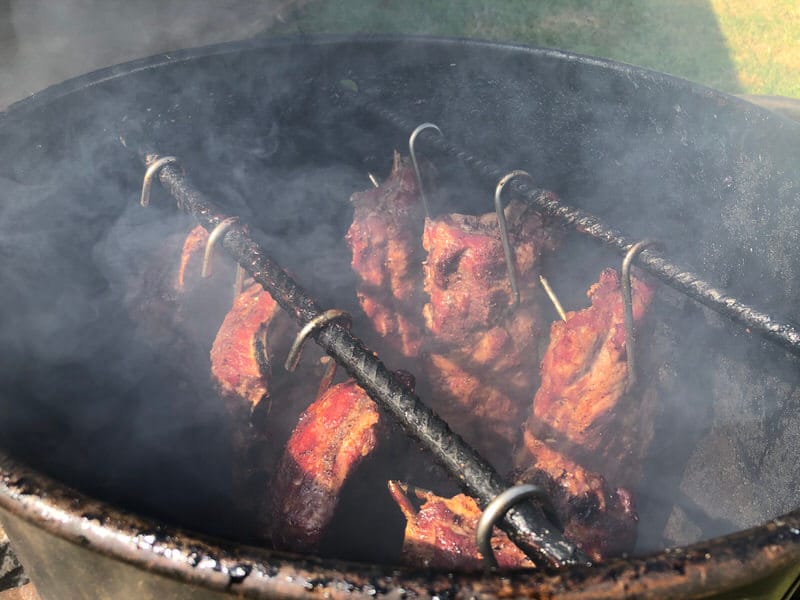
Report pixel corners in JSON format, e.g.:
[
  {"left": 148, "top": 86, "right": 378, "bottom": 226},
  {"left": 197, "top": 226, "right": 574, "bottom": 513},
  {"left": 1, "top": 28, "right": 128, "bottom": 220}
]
[
  {"left": 621, "top": 240, "right": 658, "bottom": 391},
  {"left": 494, "top": 170, "right": 535, "bottom": 309},
  {"left": 285, "top": 309, "right": 352, "bottom": 372},
  {"left": 255, "top": 327, "right": 270, "bottom": 380},
  {"left": 539, "top": 275, "right": 567, "bottom": 322},
  {"left": 202, "top": 216, "right": 247, "bottom": 300},
  {"left": 476, "top": 483, "right": 560, "bottom": 570},
  {"left": 233, "top": 261, "right": 247, "bottom": 297},
  {"left": 140, "top": 156, "right": 178, "bottom": 207},
  {"left": 316, "top": 356, "right": 338, "bottom": 396},
  {"left": 408, "top": 122, "right": 443, "bottom": 218},
  {"left": 202, "top": 217, "right": 239, "bottom": 278}
]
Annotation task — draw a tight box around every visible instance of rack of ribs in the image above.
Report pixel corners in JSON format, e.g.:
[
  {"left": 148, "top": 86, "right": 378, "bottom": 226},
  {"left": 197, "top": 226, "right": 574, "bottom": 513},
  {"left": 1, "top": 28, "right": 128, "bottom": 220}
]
[
  {"left": 517, "top": 268, "right": 655, "bottom": 561},
  {"left": 389, "top": 269, "right": 654, "bottom": 565},
  {"left": 345, "top": 151, "right": 426, "bottom": 358},
  {"left": 421, "top": 201, "right": 559, "bottom": 471},
  {"left": 387, "top": 481, "right": 533, "bottom": 570},
  {"left": 346, "top": 155, "right": 559, "bottom": 472},
  {"left": 210, "top": 281, "right": 281, "bottom": 537},
  {"left": 269, "top": 378, "right": 383, "bottom": 553}
]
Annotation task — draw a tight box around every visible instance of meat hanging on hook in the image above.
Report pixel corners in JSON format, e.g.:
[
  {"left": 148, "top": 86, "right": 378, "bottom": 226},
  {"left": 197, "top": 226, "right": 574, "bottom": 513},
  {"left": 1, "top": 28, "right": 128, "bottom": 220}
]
[{"left": 137, "top": 149, "right": 586, "bottom": 568}]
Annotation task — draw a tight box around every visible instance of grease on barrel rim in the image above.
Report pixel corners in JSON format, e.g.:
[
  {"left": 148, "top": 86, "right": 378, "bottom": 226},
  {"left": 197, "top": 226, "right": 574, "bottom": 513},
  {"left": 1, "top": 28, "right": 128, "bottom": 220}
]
[{"left": 228, "top": 563, "right": 251, "bottom": 585}]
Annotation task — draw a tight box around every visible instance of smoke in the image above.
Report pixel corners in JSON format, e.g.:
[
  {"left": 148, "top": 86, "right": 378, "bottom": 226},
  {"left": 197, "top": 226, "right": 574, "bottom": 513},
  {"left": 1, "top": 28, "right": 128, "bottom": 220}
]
[
  {"left": 0, "top": 0, "right": 302, "bottom": 109},
  {"left": 0, "top": 0, "right": 304, "bottom": 537},
  {"left": 1, "top": 0, "right": 800, "bottom": 570}
]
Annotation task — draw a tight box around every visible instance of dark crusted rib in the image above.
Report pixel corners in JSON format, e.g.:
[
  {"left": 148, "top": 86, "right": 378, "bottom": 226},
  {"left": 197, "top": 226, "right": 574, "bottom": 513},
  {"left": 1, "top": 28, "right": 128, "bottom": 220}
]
[
  {"left": 359, "top": 99, "right": 800, "bottom": 358},
  {"left": 270, "top": 379, "right": 381, "bottom": 553},
  {"left": 141, "top": 151, "right": 584, "bottom": 568}
]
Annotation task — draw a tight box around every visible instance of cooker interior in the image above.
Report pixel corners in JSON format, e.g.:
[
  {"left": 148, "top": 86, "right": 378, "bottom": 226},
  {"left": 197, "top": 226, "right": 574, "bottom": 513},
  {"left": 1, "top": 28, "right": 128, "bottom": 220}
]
[{"left": 1, "top": 36, "right": 800, "bottom": 565}]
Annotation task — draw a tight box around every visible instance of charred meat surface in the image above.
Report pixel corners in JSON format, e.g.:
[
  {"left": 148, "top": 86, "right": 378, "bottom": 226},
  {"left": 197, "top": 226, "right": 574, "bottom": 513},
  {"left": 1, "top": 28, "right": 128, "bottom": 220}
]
[
  {"left": 518, "top": 268, "right": 655, "bottom": 561},
  {"left": 421, "top": 201, "right": 558, "bottom": 469},
  {"left": 210, "top": 282, "right": 281, "bottom": 537},
  {"left": 270, "top": 379, "right": 381, "bottom": 553},
  {"left": 210, "top": 282, "right": 278, "bottom": 410},
  {"left": 388, "top": 481, "right": 533, "bottom": 570},
  {"left": 422, "top": 202, "right": 554, "bottom": 342},
  {"left": 523, "top": 268, "right": 655, "bottom": 493},
  {"left": 346, "top": 151, "right": 426, "bottom": 358}
]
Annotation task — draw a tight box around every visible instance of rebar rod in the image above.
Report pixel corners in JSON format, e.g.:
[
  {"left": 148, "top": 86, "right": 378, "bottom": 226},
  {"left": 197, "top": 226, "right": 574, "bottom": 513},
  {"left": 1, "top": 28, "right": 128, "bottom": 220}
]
[
  {"left": 141, "top": 152, "right": 584, "bottom": 568},
  {"left": 360, "top": 99, "right": 800, "bottom": 358}
]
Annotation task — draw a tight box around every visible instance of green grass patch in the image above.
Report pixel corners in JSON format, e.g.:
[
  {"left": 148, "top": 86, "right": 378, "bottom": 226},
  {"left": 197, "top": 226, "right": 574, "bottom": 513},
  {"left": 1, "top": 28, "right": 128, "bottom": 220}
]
[{"left": 269, "top": 0, "right": 800, "bottom": 96}]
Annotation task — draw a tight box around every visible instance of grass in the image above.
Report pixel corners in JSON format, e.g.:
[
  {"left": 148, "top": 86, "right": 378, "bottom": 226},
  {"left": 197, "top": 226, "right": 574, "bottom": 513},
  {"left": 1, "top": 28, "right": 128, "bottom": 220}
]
[
  {"left": 270, "top": 0, "right": 800, "bottom": 97},
  {"left": 708, "top": 0, "right": 800, "bottom": 96}
]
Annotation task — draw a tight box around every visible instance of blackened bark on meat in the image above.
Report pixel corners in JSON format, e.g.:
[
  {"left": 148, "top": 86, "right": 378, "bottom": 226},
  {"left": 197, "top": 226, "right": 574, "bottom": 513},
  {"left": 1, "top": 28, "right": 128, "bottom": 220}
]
[
  {"left": 269, "top": 379, "right": 382, "bottom": 553},
  {"left": 422, "top": 202, "right": 557, "bottom": 342},
  {"left": 148, "top": 153, "right": 585, "bottom": 567},
  {"left": 517, "top": 268, "right": 656, "bottom": 561},
  {"left": 421, "top": 201, "right": 559, "bottom": 471},
  {"left": 388, "top": 481, "right": 534, "bottom": 570},
  {"left": 210, "top": 282, "right": 282, "bottom": 539}
]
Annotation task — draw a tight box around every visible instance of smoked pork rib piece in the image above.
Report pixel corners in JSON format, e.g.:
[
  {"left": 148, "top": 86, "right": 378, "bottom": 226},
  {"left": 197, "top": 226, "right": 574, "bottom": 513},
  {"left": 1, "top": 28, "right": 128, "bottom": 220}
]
[
  {"left": 518, "top": 268, "right": 655, "bottom": 561},
  {"left": 176, "top": 224, "right": 208, "bottom": 292},
  {"left": 270, "top": 379, "right": 381, "bottom": 553},
  {"left": 422, "top": 201, "right": 556, "bottom": 343},
  {"left": 346, "top": 151, "right": 426, "bottom": 357},
  {"left": 388, "top": 481, "right": 533, "bottom": 570},
  {"left": 211, "top": 282, "right": 280, "bottom": 410},
  {"left": 524, "top": 268, "right": 655, "bottom": 494},
  {"left": 421, "top": 201, "right": 558, "bottom": 469},
  {"left": 211, "top": 282, "right": 281, "bottom": 534}
]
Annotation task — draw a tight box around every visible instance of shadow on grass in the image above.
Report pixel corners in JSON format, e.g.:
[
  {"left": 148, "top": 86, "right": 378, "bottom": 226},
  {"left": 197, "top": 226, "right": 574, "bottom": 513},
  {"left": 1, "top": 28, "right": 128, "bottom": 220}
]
[{"left": 269, "top": 0, "right": 742, "bottom": 93}]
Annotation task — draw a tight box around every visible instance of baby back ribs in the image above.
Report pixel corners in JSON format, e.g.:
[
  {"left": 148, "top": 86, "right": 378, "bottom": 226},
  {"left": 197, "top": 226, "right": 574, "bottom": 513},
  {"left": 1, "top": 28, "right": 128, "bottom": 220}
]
[
  {"left": 211, "top": 282, "right": 279, "bottom": 411},
  {"left": 345, "top": 152, "right": 426, "bottom": 358},
  {"left": 388, "top": 481, "right": 533, "bottom": 570},
  {"left": 421, "top": 201, "right": 558, "bottom": 470},
  {"left": 518, "top": 268, "right": 655, "bottom": 561},
  {"left": 270, "top": 379, "right": 382, "bottom": 553},
  {"left": 422, "top": 201, "right": 554, "bottom": 342},
  {"left": 210, "top": 281, "right": 281, "bottom": 535}
]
